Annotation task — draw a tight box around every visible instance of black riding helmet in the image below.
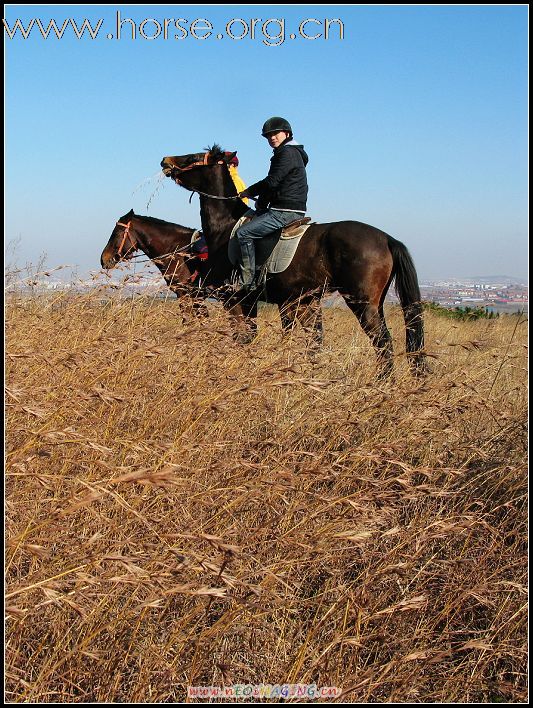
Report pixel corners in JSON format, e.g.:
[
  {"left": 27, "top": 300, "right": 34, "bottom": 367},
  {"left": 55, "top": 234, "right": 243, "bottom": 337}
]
[{"left": 261, "top": 116, "right": 293, "bottom": 137}]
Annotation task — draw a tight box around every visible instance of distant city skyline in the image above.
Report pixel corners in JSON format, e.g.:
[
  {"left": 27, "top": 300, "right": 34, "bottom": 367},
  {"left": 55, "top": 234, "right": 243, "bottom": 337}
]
[
  {"left": 5, "top": 5, "right": 528, "bottom": 280},
  {"left": 421, "top": 275, "right": 527, "bottom": 285}
]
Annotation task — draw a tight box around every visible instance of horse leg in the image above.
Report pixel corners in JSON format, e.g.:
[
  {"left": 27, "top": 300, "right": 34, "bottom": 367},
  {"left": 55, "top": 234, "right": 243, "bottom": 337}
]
[
  {"left": 279, "top": 301, "right": 299, "bottom": 340},
  {"left": 171, "top": 291, "right": 208, "bottom": 321},
  {"left": 191, "top": 299, "right": 209, "bottom": 319},
  {"left": 225, "top": 295, "right": 257, "bottom": 345},
  {"left": 343, "top": 295, "right": 394, "bottom": 378},
  {"left": 296, "top": 298, "right": 323, "bottom": 356},
  {"left": 240, "top": 297, "right": 258, "bottom": 340}
]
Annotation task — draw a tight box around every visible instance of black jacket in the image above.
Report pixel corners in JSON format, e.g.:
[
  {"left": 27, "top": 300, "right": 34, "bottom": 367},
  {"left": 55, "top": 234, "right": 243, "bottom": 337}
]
[{"left": 243, "top": 141, "right": 309, "bottom": 212}]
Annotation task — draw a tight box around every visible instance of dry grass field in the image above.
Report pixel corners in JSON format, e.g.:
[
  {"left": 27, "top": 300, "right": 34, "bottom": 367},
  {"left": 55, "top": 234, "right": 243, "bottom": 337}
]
[{"left": 5, "top": 281, "right": 528, "bottom": 703}]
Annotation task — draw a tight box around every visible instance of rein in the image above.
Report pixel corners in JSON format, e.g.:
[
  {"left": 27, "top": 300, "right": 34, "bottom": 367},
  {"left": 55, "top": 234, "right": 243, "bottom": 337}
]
[
  {"left": 186, "top": 188, "right": 245, "bottom": 202},
  {"left": 174, "top": 178, "right": 244, "bottom": 203}
]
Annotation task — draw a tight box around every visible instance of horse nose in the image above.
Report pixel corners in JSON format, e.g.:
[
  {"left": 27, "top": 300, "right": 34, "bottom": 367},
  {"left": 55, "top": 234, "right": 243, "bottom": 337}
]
[
  {"left": 161, "top": 158, "right": 173, "bottom": 175},
  {"left": 161, "top": 159, "right": 175, "bottom": 177},
  {"left": 100, "top": 250, "right": 113, "bottom": 269}
]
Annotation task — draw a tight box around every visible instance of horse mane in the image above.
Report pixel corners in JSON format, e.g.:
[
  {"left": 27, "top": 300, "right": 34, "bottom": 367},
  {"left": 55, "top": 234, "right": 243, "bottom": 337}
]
[
  {"left": 206, "top": 143, "right": 225, "bottom": 159},
  {"left": 134, "top": 214, "right": 193, "bottom": 231}
]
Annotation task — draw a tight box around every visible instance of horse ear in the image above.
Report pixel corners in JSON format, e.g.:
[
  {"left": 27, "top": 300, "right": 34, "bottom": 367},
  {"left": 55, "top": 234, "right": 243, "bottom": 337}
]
[
  {"left": 127, "top": 208, "right": 134, "bottom": 216},
  {"left": 224, "top": 151, "right": 237, "bottom": 163}
]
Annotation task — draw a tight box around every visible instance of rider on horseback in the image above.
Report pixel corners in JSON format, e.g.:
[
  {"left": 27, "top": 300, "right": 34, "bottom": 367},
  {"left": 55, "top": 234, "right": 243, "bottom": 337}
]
[{"left": 236, "top": 117, "right": 309, "bottom": 291}]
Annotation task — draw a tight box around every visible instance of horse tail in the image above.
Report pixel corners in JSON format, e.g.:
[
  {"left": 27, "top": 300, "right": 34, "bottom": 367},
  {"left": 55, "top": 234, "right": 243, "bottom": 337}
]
[{"left": 387, "top": 236, "right": 428, "bottom": 374}]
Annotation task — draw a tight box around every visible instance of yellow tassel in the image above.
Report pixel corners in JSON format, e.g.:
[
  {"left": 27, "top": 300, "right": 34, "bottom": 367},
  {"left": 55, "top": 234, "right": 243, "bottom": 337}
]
[{"left": 228, "top": 165, "right": 249, "bottom": 205}]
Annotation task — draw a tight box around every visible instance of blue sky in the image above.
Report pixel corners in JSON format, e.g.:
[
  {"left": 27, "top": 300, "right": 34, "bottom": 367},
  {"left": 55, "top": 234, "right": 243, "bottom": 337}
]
[{"left": 4, "top": 4, "right": 528, "bottom": 280}]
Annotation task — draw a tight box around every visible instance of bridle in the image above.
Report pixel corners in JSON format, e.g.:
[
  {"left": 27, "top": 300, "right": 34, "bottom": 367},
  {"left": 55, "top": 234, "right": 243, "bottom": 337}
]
[
  {"left": 167, "top": 151, "right": 249, "bottom": 202},
  {"left": 115, "top": 220, "right": 138, "bottom": 259},
  {"left": 172, "top": 151, "right": 213, "bottom": 174}
]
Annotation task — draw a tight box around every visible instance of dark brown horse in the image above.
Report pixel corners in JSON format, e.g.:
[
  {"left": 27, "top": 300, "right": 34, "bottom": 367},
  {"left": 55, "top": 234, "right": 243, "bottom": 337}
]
[
  {"left": 160, "top": 146, "right": 428, "bottom": 376},
  {"left": 100, "top": 210, "right": 207, "bottom": 298},
  {"left": 100, "top": 211, "right": 312, "bottom": 337}
]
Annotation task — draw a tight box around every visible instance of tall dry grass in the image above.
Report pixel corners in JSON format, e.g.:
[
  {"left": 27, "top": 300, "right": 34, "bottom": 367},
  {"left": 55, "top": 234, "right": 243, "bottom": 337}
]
[{"left": 5, "top": 279, "right": 528, "bottom": 703}]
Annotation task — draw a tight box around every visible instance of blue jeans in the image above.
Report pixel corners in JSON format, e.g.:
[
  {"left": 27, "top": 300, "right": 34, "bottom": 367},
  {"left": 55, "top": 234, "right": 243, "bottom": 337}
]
[{"left": 236, "top": 208, "right": 304, "bottom": 286}]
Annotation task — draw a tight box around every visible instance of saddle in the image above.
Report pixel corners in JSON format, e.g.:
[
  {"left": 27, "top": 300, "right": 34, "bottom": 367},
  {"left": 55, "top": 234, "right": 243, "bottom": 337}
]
[
  {"left": 238, "top": 215, "right": 312, "bottom": 239},
  {"left": 190, "top": 230, "right": 208, "bottom": 260},
  {"left": 281, "top": 216, "right": 312, "bottom": 238},
  {"left": 228, "top": 214, "right": 314, "bottom": 275}
]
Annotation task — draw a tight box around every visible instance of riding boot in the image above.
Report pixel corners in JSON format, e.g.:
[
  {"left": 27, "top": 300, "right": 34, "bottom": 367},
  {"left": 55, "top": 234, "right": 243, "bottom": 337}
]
[{"left": 238, "top": 240, "right": 256, "bottom": 289}]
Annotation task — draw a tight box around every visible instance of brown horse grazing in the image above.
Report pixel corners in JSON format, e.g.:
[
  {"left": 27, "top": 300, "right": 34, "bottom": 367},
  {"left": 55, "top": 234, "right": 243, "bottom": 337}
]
[
  {"left": 100, "top": 210, "right": 207, "bottom": 298},
  {"left": 161, "top": 145, "right": 428, "bottom": 376}
]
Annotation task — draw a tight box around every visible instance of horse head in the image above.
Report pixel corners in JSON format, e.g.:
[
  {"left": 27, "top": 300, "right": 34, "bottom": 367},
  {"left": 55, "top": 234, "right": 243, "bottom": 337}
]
[
  {"left": 160, "top": 145, "right": 237, "bottom": 195},
  {"left": 100, "top": 209, "right": 139, "bottom": 268}
]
